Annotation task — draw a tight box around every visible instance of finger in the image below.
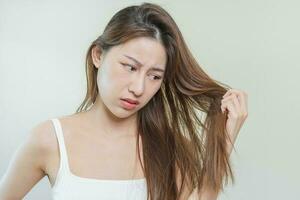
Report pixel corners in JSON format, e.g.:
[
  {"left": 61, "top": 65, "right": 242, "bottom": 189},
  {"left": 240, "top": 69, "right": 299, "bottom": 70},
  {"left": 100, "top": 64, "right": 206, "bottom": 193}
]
[
  {"left": 222, "top": 93, "right": 238, "bottom": 106},
  {"left": 222, "top": 95, "right": 240, "bottom": 115},
  {"left": 231, "top": 90, "right": 247, "bottom": 115},
  {"left": 221, "top": 98, "right": 228, "bottom": 112},
  {"left": 221, "top": 94, "right": 234, "bottom": 112},
  {"left": 223, "top": 89, "right": 247, "bottom": 114},
  {"left": 222, "top": 89, "right": 233, "bottom": 99},
  {"left": 222, "top": 88, "right": 241, "bottom": 99},
  {"left": 225, "top": 101, "right": 238, "bottom": 119},
  {"left": 222, "top": 93, "right": 236, "bottom": 102},
  {"left": 237, "top": 92, "right": 248, "bottom": 115},
  {"left": 231, "top": 94, "right": 242, "bottom": 116}
]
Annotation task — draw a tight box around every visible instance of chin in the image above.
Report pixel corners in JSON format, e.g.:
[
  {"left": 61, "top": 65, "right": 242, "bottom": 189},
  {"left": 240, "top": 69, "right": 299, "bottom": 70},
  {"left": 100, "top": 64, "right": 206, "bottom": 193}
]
[{"left": 108, "top": 107, "right": 136, "bottom": 119}]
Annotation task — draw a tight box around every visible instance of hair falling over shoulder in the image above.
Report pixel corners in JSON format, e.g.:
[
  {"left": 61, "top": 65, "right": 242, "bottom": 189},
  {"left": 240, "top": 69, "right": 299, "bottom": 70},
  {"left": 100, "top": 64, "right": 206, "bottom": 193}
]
[{"left": 76, "top": 2, "right": 234, "bottom": 200}]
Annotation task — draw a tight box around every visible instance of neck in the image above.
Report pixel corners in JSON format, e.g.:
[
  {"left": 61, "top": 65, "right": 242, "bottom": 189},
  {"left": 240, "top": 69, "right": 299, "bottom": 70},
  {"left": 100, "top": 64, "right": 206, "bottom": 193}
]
[{"left": 83, "top": 96, "right": 138, "bottom": 139}]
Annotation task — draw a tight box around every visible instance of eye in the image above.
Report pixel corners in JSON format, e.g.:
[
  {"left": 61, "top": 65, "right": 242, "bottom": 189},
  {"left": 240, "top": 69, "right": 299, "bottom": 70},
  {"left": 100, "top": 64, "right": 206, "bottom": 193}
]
[
  {"left": 150, "top": 75, "right": 162, "bottom": 80},
  {"left": 121, "top": 63, "right": 137, "bottom": 72}
]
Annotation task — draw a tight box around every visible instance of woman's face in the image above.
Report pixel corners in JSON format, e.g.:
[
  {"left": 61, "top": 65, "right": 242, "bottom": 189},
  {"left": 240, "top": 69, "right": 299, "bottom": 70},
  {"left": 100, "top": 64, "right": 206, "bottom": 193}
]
[{"left": 93, "top": 37, "right": 167, "bottom": 118}]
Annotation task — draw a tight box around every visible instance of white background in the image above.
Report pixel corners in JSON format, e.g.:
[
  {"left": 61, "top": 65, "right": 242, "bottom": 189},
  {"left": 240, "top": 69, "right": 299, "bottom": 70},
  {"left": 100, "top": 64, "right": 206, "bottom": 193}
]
[{"left": 1, "top": 0, "right": 299, "bottom": 199}]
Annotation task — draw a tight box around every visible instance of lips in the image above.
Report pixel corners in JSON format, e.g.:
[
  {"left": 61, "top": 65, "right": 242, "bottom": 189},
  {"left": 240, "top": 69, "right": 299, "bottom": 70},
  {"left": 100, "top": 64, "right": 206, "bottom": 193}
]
[
  {"left": 120, "top": 99, "right": 138, "bottom": 110},
  {"left": 121, "top": 98, "right": 139, "bottom": 105}
]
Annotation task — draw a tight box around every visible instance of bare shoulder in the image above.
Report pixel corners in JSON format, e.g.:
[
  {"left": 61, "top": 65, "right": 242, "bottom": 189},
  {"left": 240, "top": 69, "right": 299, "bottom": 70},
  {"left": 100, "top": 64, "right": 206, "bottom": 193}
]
[
  {"left": 28, "top": 114, "right": 77, "bottom": 156},
  {"left": 33, "top": 113, "right": 82, "bottom": 146},
  {"left": 0, "top": 119, "right": 59, "bottom": 198},
  {"left": 18, "top": 119, "right": 59, "bottom": 173},
  {"left": 28, "top": 119, "right": 57, "bottom": 153}
]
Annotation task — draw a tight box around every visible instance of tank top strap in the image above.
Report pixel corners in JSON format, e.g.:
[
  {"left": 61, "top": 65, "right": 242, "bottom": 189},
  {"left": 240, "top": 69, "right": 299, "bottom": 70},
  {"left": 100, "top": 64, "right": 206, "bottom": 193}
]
[{"left": 51, "top": 118, "right": 71, "bottom": 172}]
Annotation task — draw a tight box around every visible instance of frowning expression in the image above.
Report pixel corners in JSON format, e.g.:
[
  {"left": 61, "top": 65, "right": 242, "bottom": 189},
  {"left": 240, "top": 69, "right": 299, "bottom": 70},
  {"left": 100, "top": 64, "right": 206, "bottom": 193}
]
[{"left": 93, "top": 37, "right": 167, "bottom": 118}]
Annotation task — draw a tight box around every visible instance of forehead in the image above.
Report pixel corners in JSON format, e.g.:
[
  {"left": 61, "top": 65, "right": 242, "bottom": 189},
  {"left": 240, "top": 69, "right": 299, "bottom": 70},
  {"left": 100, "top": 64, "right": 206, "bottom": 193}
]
[{"left": 112, "top": 37, "right": 167, "bottom": 69}]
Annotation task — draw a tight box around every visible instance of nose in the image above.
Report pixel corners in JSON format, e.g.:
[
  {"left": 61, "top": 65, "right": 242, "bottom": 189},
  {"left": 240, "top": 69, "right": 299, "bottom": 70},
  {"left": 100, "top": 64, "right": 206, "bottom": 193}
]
[{"left": 128, "top": 75, "right": 145, "bottom": 97}]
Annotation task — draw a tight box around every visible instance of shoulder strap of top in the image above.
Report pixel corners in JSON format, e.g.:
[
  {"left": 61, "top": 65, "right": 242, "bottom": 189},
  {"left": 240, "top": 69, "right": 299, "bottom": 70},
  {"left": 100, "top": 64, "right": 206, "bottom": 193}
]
[{"left": 51, "top": 118, "right": 70, "bottom": 172}]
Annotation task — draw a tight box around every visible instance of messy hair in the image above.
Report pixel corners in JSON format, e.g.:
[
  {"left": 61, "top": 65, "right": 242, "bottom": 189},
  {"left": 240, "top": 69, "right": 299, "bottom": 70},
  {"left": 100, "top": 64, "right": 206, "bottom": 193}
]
[{"left": 76, "top": 2, "right": 234, "bottom": 200}]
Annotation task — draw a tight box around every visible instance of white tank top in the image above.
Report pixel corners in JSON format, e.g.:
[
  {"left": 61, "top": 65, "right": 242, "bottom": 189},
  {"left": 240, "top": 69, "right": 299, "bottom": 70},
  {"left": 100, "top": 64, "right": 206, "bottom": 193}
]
[{"left": 50, "top": 118, "right": 148, "bottom": 200}]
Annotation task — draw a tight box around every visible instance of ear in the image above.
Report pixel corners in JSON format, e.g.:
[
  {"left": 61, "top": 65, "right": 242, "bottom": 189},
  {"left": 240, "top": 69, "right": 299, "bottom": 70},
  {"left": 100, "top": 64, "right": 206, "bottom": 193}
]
[{"left": 91, "top": 46, "right": 103, "bottom": 69}]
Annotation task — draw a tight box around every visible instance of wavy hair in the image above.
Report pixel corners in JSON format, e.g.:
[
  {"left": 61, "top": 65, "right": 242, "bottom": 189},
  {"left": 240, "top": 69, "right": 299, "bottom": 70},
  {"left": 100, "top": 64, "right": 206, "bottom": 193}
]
[{"left": 76, "top": 2, "right": 235, "bottom": 200}]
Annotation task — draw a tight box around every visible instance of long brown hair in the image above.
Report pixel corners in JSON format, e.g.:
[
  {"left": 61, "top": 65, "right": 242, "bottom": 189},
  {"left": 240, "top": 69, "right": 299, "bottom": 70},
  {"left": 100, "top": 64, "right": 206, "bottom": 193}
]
[{"left": 76, "top": 2, "right": 235, "bottom": 200}]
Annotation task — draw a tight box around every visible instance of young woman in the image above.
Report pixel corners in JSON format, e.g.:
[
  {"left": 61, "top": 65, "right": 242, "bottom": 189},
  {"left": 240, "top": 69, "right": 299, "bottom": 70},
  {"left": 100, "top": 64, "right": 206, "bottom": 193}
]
[{"left": 0, "top": 2, "right": 248, "bottom": 200}]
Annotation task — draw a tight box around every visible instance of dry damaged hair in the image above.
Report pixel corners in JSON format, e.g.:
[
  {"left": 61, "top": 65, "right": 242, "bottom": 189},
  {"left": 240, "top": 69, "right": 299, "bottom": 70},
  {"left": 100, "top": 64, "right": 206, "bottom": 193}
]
[{"left": 75, "top": 2, "right": 235, "bottom": 200}]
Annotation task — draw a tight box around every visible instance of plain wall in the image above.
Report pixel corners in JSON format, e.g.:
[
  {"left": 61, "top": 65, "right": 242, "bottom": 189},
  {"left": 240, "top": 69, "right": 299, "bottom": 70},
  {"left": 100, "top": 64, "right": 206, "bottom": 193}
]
[{"left": 0, "top": 0, "right": 299, "bottom": 199}]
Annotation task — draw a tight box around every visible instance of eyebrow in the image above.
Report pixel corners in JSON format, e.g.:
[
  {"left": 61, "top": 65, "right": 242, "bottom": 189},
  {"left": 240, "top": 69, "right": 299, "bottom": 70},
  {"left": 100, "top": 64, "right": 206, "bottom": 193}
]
[{"left": 123, "top": 54, "right": 165, "bottom": 73}]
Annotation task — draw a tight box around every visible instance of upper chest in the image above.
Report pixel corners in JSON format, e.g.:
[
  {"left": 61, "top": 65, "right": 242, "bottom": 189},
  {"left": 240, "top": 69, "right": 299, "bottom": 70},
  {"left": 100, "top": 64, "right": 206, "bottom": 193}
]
[
  {"left": 65, "top": 129, "right": 142, "bottom": 167},
  {"left": 45, "top": 117, "right": 145, "bottom": 187}
]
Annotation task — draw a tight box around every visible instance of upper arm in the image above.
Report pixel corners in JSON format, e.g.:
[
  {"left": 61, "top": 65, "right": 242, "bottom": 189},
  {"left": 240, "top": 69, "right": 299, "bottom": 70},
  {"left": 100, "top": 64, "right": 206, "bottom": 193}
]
[{"left": 0, "top": 120, "right": 54, "bottom": 199}]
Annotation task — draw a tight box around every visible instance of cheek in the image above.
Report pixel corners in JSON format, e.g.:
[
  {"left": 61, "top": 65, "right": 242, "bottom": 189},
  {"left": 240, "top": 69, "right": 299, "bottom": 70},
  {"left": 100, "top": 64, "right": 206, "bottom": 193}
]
[
  {"left": 106, "top": 62, "right": 127, "bottom": 80},
  {"left": 114, "top": 66, "right": 130, "bottom": 82},
  {"left": 97, "top": 70, "right": 114, "bottom": 100},
  {"left": 97, "top": 65, "right": 128, "bottom": 94},
  {"left": 143, "top": 86, "right": 161, "bottom": 104}
]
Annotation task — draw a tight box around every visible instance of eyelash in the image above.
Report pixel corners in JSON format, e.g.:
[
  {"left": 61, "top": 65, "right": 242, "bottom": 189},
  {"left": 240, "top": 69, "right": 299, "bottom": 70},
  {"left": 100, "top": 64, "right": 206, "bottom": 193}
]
[{"left": 121, "top": 63, "right": 162, "bottom": 80}]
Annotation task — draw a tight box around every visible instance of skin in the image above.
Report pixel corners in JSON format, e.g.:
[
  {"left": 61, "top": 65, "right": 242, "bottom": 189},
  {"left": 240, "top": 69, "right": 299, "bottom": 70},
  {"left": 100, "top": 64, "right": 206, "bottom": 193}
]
[
  {"left": 88, "top": 36, "right": 167, "bottom": 138},
  {"left": 0, "top": 36, "right": 248, "bottom": 200},
  {"left": 0, "top": 36, "right": 167, "bottom": 199},
  {"left": 189, "top": 89, "right": 249, "bottom": 200},
  {"left": 221, "top": 89, "right": 248, "bottom": 150}
]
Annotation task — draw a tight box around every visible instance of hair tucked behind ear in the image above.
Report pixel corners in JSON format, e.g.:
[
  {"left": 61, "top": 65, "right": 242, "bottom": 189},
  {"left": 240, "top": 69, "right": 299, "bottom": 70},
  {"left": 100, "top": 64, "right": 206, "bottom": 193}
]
[{"left": 76, "top": 2, "right": 235, "bottom": 200}]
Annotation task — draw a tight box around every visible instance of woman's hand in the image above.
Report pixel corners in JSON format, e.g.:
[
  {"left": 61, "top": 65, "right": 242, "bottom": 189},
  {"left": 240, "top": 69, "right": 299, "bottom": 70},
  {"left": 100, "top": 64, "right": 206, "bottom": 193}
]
[{"left": 221, "top": 88, "right": 248, "bottom": 149}]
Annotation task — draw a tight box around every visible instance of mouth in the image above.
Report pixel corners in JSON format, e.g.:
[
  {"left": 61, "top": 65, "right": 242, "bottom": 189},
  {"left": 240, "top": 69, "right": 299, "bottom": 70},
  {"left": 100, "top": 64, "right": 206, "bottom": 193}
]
[
  {"left": 120, "top": 99, "right": 138, "bottom": 110},
  {"left": 121, "top": 98, "right": 140, "bottom": 105}
]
